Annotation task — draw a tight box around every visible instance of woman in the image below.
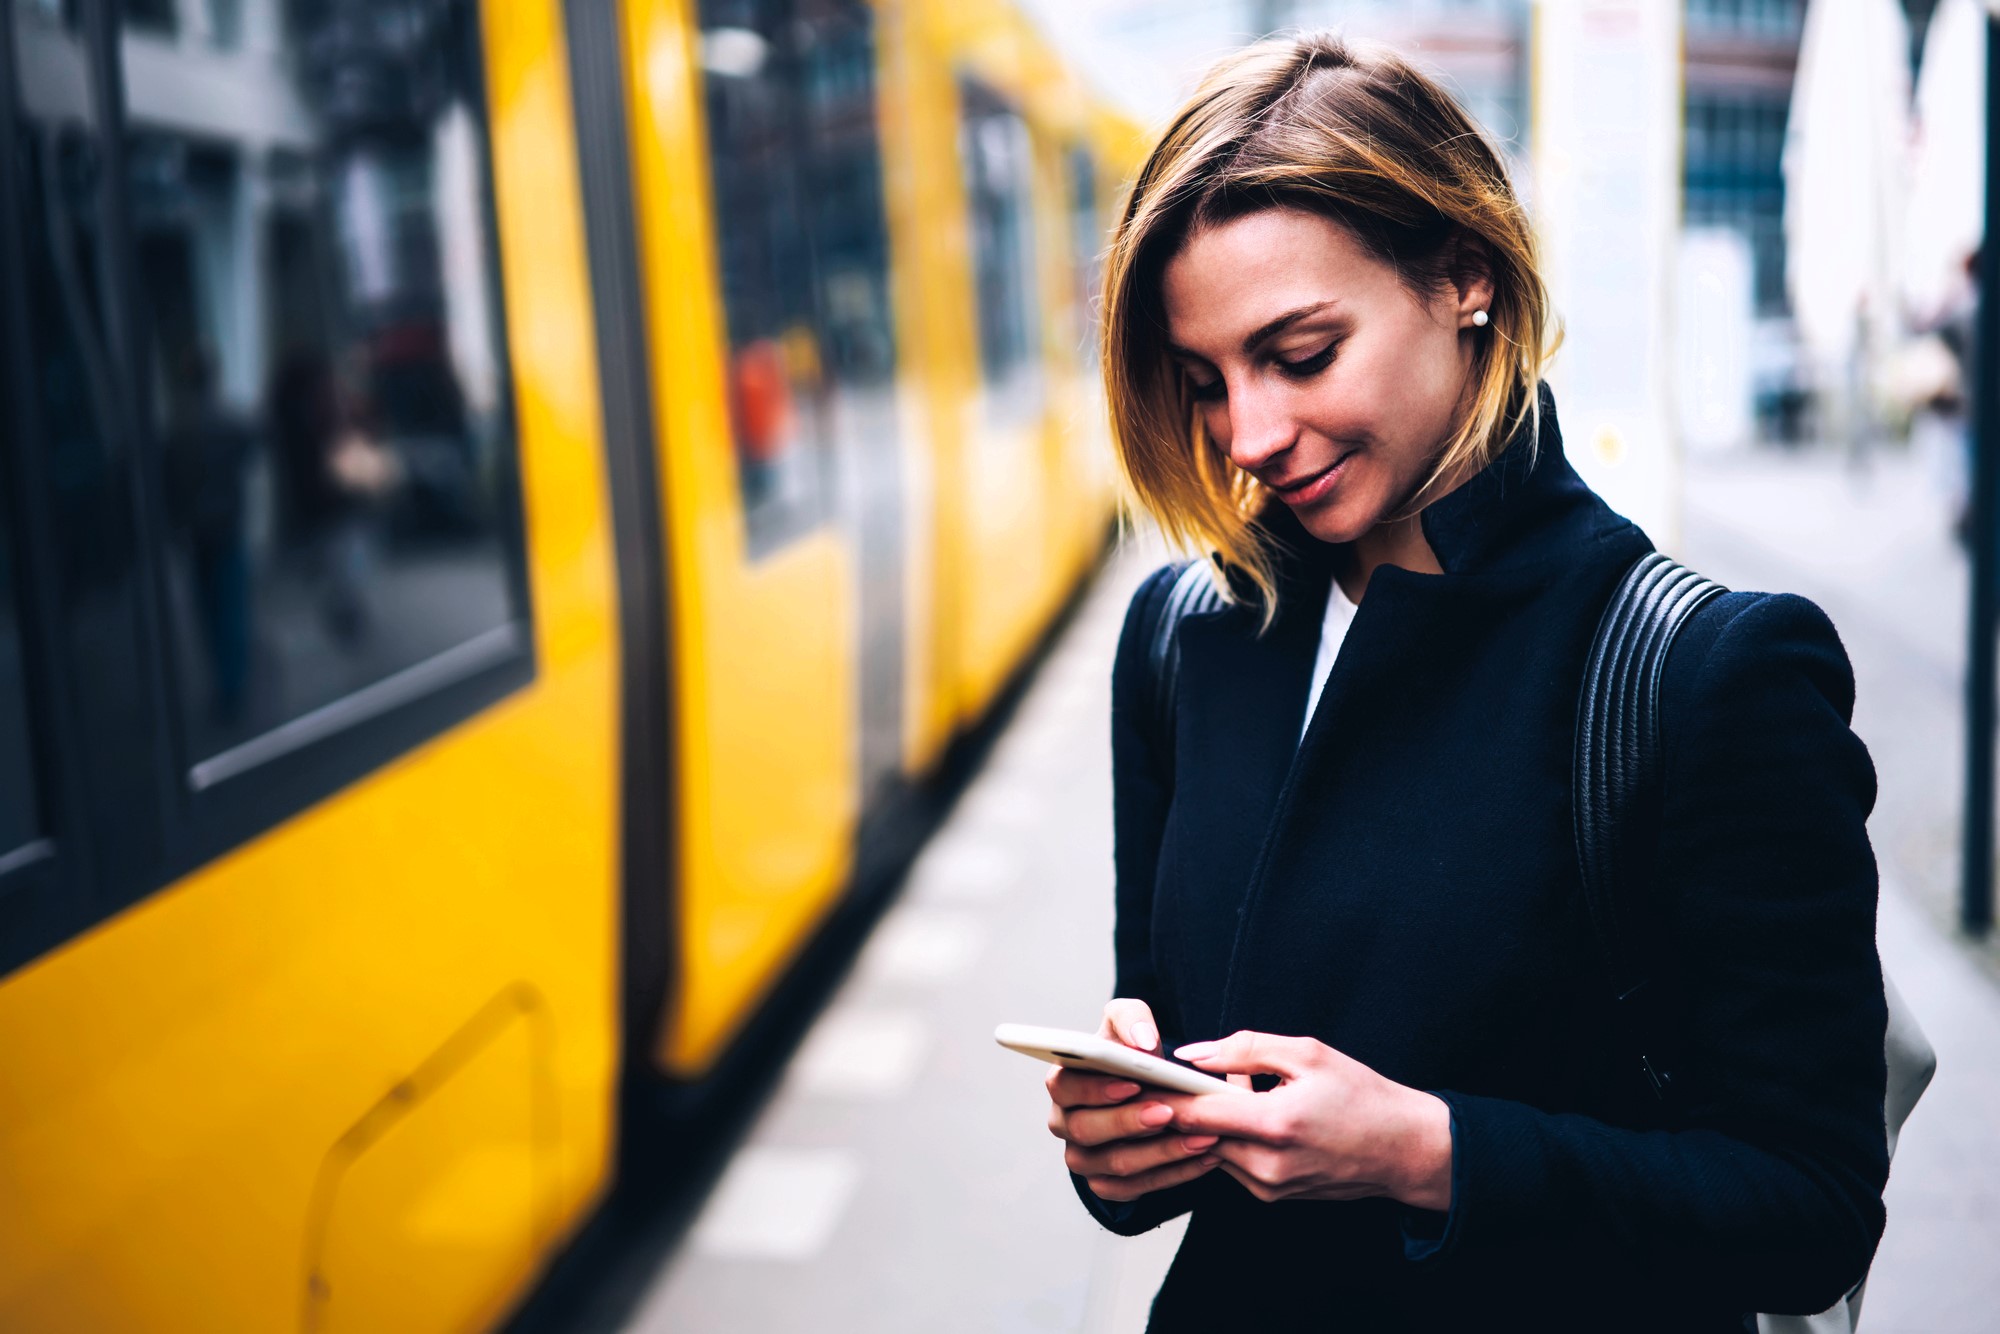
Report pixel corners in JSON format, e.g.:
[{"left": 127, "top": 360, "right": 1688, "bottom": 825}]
[{"left": 1043, "top": 34, "right": 1889, "bottom": 1332}]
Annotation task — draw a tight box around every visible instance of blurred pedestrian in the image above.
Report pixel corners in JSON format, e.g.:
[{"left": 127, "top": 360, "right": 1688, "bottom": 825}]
[
  {"left": 267, "top": 347, "right": 398, "bottom": 645},
  {"left": 1039, "top": 34, "right": 1889, "bottom": 1332}
]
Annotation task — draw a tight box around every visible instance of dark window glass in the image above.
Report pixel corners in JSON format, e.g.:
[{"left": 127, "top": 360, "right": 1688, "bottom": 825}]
[
  {"left": 124, "top": 0, "right": 176, "bottom": 34},
  {"left": 698, "top": 0, "right": 893, "bottom": 555},
  {"left": 0, "top": 503, "right": 38, "bottom": 860},
  {"left": 960, "top": 78, "right": 1040, "bottom": 410},
  {"left": 118, "top": 0, "right": 526, "bottom": 780},
  {"left": 797, "top": 0, "right": 895, "bottom": 394},
  {"left": 12, "top": 6, "right": 120, "bottom": 585},
  {"left": 9, "top": 0, "right": 126, "bottom": 858}
]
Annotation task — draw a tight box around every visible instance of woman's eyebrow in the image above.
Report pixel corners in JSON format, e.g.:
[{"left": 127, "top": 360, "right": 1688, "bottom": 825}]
[
  {"left": 1239, "top": 300, "right": 1339, "bottom": 353},
  {"left": 1165, "top": 301, "right": 1342, "bottom": 363}
]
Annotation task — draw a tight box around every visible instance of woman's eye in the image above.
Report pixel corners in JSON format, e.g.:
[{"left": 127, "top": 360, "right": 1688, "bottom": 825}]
[
  {"left": 1187, "top": 377, "right": 1226, "bottom": 403},
  {"left": 1276, "top": 343, "right": 1338, "bottom": 379}
]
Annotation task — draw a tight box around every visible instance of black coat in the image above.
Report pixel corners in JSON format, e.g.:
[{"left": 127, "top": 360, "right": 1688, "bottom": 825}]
[{"left": 1079, "top": 391, "right": 1889, "bottom": 1332}]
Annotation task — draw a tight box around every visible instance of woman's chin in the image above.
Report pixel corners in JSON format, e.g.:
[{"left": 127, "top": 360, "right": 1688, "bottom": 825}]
[{"left": 1292, "top": 499, "right": 1378, "bottom": 547}]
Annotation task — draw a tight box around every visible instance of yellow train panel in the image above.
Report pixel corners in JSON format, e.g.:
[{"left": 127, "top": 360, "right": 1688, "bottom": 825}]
[{"left": 0, "top": 0, "right": 622, "bottom": 1327}]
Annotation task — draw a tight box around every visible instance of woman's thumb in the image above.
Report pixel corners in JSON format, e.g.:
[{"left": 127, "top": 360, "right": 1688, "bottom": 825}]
[{"left": 1102, "top": 998, "right": 1160, "bottom": 1053}]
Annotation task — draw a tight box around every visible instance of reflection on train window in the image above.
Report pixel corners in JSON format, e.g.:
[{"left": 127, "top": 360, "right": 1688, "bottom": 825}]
[
  {"left": 0, "top": 509, "right": 39, "bottom": 859},
  {"left": 120, "top": 0, "right": 243, "bottom": 47},
  {"left": 117, "top": 0, "right": 526, "bottom": 775},
  {"left": 960, "top": 78, "right": 1041, "bottom": 414},
  {"left": 1067, "top": 146, "right": 1101, "bottom": 366},
  {"left": 698, "top": 0, "right": 897, "bottom": 557},
  {"left": 122, "top": 0, "right": 175, "bottom": 35}
]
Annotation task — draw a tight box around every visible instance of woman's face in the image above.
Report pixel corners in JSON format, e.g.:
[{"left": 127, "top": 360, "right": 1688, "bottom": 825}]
[{"left": 1160, "top": 207, "right": 1492, "bottom": 546}]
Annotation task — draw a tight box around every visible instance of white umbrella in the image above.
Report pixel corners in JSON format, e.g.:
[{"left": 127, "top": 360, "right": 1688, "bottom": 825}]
[
  {"left": 1784, "top": 0, "right": 1912, "bottom": 373},
  {"left": 1904, "top": 0, "right": 1986, "bottom": 323}
]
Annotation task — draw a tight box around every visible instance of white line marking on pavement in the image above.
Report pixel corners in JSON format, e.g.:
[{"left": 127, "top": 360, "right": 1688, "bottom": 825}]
[
  {"left": 1006, "top": 711, "right": 1083, "bottom": 769},
  {"left": 789, "top": 1009, "right": 930, "bottom": 1099},
  {"left": 862, "top": 907, "right": 986, "bottom": 985},
  {"left": 910, "top": 836, "right": 1021, "bottom": 901},
  {"left": 688, "top": 1148, "right": 860, "bottom": 1261},
  {"left": 963, "top": 783, "right": 1043, "bottom": 831}
]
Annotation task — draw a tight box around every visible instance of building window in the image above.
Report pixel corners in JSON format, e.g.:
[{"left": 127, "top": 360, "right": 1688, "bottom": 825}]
[
  {"left": 960, "top": 77, "right": 1042, "bottom": 412},
  {"left": 1683, "top": 93, "right": 1792, "bottom": 314},
  {"left": 1686, "top": 0, "right": 1803, "bottom": 37}
]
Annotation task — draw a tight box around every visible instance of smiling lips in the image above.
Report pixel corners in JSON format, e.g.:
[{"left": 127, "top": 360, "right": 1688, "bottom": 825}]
[{"left": 1267, "top": 450, "right": 1354, "bottom": 505}]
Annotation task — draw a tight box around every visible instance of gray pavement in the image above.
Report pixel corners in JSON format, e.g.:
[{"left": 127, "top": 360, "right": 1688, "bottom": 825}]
[{"left": 604, "top": 441, "right": 2000, "bottom": 1332}]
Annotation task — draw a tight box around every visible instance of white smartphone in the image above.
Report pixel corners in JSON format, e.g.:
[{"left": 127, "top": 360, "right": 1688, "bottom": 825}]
[{"left": 994, "top": 1023, "right": 1238, "bottom": 1096}]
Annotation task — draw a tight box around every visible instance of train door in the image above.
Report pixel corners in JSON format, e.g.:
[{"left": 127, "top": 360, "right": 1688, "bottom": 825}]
[
  {"left": 683, "top": 0, "right": 905, "bottom": 811},
  {"left": 614, "top": 0, "right": 915, "bottom": 1075}
]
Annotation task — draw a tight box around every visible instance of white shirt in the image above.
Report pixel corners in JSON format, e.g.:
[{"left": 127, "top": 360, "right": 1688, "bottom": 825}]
[{"left": 1301, "top": 575, "right": 1359, "bottom": 742}]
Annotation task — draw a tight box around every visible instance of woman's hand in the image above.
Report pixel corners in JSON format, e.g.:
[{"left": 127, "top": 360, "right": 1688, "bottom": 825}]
[
  {"left": 1046, "top": 999, "right": 1225, "bottom": 1203},
  {"left": 1160, "top": 1030, "right": 1454, "bottom": 1210}
]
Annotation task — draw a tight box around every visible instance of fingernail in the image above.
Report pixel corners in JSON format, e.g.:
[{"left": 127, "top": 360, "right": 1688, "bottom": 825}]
[
  {"left": 1182, "top": 1135, "right": 1218, "bottom": 1152},
  {"left": 1134, "top": 1022, "right": 1159, "bottom": 1050},
  {"left": 1105, "top": 1081, "right": 1140, "bottom": 1099},
  {"left": 1138, "top": 1102, "right": 1174, "bottom": 1127},
  {"left": 1200, "top": 1154, "right": 1221, "bottom": 1166},
  {"left": 1175, "top": 1041, "right": 1216, "bottom": 1060}
]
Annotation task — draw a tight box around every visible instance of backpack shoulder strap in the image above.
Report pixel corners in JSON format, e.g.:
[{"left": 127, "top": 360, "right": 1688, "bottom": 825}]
[
  {"left": 1575, "top": 549, "right": 1726, "bottom": 1101},
  {"left": 1142, "top": 560, "right": 1227, "bottom": 770}
]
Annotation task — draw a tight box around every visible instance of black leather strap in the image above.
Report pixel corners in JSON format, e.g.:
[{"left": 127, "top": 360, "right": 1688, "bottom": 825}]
[
  {"left": 1575, "top": 550, "right": 1727, "bottom": 1101},
  {"left": 1143, "top": 561, "right": 1226, "bottom": 774}
]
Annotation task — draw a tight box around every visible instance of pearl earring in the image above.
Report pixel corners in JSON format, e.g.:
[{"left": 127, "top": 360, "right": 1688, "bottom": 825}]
[{"left": 1471, "top": 309, "right": 1489, "bottom": 328}]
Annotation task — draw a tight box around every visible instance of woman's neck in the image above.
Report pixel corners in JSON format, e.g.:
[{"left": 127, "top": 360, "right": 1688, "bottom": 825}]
[{"left": 1335, "top": 513, "right": 1442, "bottom": 603}]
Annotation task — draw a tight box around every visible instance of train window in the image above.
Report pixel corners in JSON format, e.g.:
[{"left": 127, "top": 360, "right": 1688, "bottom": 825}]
[
  {"left": 1067, "top": 146, "right": 1101, "bottom": 366},
  {"left": 0, "top": 506, "right": 37, "bottom": 861},
  {"left": 959, "top": 78, "right": 1041, "bottom": 413},
  {"left": 117, "top": 0, "right": 528, "bottom": 783},
  {"left": 699, "top": 0, "right": 894, "bottom": 556},
  {"left": 797, "top": 1, "right": 896, "bottom": 394}
]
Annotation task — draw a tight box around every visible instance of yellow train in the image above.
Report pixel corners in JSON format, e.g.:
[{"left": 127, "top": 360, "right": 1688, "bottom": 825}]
[{"left": 0, "top": 0, "right": 1138, "bottom": 1327}]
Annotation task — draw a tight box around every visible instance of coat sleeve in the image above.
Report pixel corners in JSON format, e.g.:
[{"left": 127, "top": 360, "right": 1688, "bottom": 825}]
[
  {"left": 1408, "top": 592, "right": 1890, "bottom": 1316},
  {"left": 1070, "top": 563, "right": 1227, "bottom": 1235}
]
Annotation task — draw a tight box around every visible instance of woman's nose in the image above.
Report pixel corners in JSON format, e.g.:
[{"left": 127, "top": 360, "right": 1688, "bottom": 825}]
[{"left": 1222, "top": 383, "right": 1299, "bottom": 472}]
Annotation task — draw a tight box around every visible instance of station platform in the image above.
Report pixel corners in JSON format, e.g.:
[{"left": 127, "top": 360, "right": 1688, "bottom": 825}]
[{"left": 568, "top": 442, "right": 2000, "bottom": 1333}]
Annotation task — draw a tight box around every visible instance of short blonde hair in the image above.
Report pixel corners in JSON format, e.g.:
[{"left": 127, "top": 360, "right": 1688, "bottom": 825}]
[{"left": 1102, "top": 33, "right": 1557, "bottom": 619}]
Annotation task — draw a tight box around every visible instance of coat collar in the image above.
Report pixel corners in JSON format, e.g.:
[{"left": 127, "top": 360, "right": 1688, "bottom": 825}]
[{"left": 1167, "top": 385, "right": 1639, "bottom": 885}]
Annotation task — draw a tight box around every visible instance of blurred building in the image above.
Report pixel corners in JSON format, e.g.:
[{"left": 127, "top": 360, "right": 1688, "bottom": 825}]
[
  {"left": 1268, "top": 0, "right": 1532, "bottom": 158},
  {"left": 1680, "top": 0, "right": 1805, "bottom": 443},
  {"left": 1683, "top": 0, "right": 1804, "bottom": 318}
]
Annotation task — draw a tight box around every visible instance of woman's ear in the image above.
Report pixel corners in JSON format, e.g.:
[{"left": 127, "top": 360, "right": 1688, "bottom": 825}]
[{"left": 1449, "top": 232, "right": 1497, "bottom": 326}]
